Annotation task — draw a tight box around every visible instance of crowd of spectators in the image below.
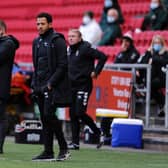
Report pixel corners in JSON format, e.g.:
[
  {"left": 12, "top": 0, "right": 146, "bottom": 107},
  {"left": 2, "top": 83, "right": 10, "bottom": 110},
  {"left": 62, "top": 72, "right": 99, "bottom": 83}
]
[{"left": 77, "top": 0, "right": 168, "bottom": 118}]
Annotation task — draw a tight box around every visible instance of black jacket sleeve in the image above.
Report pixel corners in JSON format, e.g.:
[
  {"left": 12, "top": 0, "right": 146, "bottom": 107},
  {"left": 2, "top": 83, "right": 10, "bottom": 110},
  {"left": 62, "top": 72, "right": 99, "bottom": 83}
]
[
  {"left": 31, "top": 39, "right": 38, "bottom": 89},
  {"left": 152, "top": 51, "right": 168, "bottom": 66},
  {"left": 87, "top": 46, "right": 107, "bottom": 76},
  {"left": 48, "top": 37, "right": 68, "bottom": 87},
  {"left": 0, "top": 40, "right": 15, "bottom": 66}
]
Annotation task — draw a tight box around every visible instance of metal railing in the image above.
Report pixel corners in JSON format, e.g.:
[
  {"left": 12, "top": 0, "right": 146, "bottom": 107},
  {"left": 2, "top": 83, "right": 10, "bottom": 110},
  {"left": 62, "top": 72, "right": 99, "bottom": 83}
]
[
  {"left": 165, "top": 66, "right": 168, "bottom": 128},
  {"left": 104, "top": 64, "right": 151, "bottom": 128},
  {"left": 19, "top": 62, "right": 168, "bottom": 128}
]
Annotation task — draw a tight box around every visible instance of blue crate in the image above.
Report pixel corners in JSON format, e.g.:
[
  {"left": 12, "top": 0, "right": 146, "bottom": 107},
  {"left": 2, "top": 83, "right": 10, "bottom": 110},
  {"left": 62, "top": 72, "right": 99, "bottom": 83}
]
[{"left": 111, "top": 119, "right": 143, "bottom": 148}]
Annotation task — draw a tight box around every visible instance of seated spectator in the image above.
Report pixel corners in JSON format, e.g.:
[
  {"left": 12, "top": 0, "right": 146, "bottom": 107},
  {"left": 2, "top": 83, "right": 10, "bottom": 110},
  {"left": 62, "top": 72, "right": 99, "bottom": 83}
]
[
  {"left": 100, "top": 0, "right": 124, "bottom": 30},
  {"left": 141, "top": 0, "right": 168, "bottom": 31},
  {"left": 100, "top": 32, "right": 139, "bottom": 142},
  {"left": 98, "top": 8, "right": 122, "bottom": 46},
  {"left": 137, "top": 35, "right": 168, "bottom": 117},
  {"left": 114, "top": 32, "right": 140, "bottom": 63},
  {"left": 162, "top": 0, "right": 168, "bottom": 10},
  {"left": 79, "top": 11, "right": 102, "bottom": 46}
]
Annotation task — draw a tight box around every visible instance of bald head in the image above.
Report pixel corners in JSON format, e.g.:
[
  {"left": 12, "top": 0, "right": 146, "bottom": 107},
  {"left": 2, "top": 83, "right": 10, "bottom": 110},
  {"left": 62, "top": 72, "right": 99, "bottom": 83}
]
[{"left": 107, "top": 8, "right": 119, "bottom": 20}]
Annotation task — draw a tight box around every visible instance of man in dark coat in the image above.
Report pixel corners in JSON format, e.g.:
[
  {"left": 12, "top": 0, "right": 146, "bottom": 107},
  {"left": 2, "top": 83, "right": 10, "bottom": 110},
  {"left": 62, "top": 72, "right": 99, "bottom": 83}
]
[
  {"left": 98, "top": 8, "right": 122, "bottom": 46},
  {"left": 67, "top": 29, "right": 107, "bottom": 150},
  {"left": 0, "top": 20, "right": 19, "bottom": 154},
  {"left": 31, "top": 12, "right": 71, "bottom": 161},
  {"left": 99, "top": 0, "right": 124, "bottom": 30}
]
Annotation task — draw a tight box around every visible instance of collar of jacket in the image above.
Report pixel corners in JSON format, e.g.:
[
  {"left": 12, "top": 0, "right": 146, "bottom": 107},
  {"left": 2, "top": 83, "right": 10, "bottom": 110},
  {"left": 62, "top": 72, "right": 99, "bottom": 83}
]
[
  {"left": 70, "top": 41, "right": 82, "bottom": 51},
  {"left": 40, "top": 28, "right": 54, "bottom": 38},
  {"left": 0, "top": 35, "right": 19, "bottom": 49},
  {"left": 150, "top": 6, "right": 162, "bottom": 12}
]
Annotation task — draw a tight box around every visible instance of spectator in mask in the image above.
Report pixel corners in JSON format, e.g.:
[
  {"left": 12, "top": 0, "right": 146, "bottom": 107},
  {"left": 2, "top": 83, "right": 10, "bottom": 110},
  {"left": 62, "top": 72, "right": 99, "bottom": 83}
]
[
  {"left": 100, "top": 0, "right": 124, "bottom": 30},
  {"left": 98, "top": 8, "right": 122, "bottom": 46},
  {"left": 79, "top": 11, "right": 102, "bottom": 46},
  {"left": 137, "top": 35, "right": 168, "bottom": 117},
  {"left": 79, "top": 11, "right": 103, "bottom": 46},
  {"left": 141, "top": 0, "right": 168, "bottom": 30},
  {"left": 162, "top": 0, "right": 168, "bottom": 10}
]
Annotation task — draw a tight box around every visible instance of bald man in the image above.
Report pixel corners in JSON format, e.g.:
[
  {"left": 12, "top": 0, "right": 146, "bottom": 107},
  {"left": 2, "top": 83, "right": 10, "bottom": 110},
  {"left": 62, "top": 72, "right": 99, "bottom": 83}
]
[{"left": 98, "top": 8, "right": 122, "bottom": 46}]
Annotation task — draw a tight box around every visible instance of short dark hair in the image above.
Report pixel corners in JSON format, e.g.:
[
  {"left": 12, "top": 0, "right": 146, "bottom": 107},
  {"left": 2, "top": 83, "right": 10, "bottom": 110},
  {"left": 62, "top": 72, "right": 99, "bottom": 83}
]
[
  {"left": 36, "top": 12, "right": 53, "bottom": 23},
  {"left": 0, "top": 20, "right": 7, "bottom": 32},
  {"left": 84, "top": 11, "right": 94, "bottom": 19}
]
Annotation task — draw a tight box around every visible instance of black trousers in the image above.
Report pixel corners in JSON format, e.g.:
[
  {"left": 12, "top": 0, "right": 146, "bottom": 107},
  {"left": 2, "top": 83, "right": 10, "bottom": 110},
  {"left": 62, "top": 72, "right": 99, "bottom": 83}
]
[
  {"left": 0, "top": 99, "right": 7, "bottom": 152},
  {"left": 151, "top": 77, "right": 165, "bottom": 108},
  {"left": 69, "top": 85, "right": 101, "bottom": 145},
  {"left": 0, "top": 99, "right": 7, "bottom": 121},
  {"left": 36, "top": 93, "right": 67, "bottom": 153}
]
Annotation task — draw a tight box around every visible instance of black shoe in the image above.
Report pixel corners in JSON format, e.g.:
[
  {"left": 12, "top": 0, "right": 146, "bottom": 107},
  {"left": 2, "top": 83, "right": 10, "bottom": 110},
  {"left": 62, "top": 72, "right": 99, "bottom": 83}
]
[
  {"left": 158, "top": 106, "right": 165, "bottom": 117},
  {"left": 158, "top": 111, "right": 165, "bottom": 117},
  {"left": 56, "top": 150, "right": 71, "bottom": 161},
  {"left": 68, "top": 142, "right": 80, "bottom": 150},
  {"left": 96, "top": 132, "right": 104, "bottom": 149},
  {"left": 32, "top": 151, "right": 56, "bottom": 161}
]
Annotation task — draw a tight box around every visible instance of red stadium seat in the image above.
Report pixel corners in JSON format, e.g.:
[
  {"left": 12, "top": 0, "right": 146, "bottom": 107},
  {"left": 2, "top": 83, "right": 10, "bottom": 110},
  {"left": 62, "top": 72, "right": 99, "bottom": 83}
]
[
  {"left": 1, "top": 0, "right": 167, "bottom": 65},
  {"left": 0, "top": 0, "right": 63, "bottom": 8}
]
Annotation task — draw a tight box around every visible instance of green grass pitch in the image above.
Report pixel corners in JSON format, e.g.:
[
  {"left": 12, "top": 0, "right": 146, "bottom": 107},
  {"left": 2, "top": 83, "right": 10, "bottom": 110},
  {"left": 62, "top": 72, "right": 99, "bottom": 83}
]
[{"left": 0, "top": 138, "right": 168, "bottom": 168}]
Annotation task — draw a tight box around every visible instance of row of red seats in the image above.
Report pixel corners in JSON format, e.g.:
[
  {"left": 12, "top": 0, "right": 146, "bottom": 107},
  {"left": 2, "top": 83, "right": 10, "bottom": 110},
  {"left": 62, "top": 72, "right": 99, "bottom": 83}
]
[
  {"left": 64, "top": 0, "right": 103, "bottom": 5},
  {"left": 121, "top": 2, "right": 149, "bottom": 17},
  {"left": 6, "top": 18, "right": 81, "bottom": 32},
  {"left": 3, "top": 0, "right": 155, "bottom": 65},
  {"left": 119, "top": 0, "right": 150, "bottom": 3},
  {"left": 0, "top": 2, "right": 149, "bottom": 20},
  {"left": 37, "top": 4, "right": 102, "bottom": 19},
  {"left": 0, "top": 0, "right": 63, "bottom": 8},
  {"left": 121, "top": 17, "right": 144, "bottom": 33},
  {"left": 63, "top": 0, "right": 150, "bottom": 5},
  {"left": 133, "top": 31, "right": 168, "bottom": 46}
]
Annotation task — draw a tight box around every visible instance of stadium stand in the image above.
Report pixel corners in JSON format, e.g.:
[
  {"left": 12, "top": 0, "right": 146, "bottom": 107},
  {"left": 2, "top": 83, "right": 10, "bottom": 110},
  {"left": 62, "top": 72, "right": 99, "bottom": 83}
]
[{"left": 0, "top": 0, "right": 167, "bottom": 65}]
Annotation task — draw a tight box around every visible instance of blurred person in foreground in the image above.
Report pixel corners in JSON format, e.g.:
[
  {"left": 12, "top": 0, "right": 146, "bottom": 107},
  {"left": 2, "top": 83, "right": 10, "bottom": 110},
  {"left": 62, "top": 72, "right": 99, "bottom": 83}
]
[
  {"left": 79, "top": 11, "right": 102, "bottom": 46},
  {"left": 31, "top": 12, "right": 71, "bottom": 161},
  {"left": 137, "top": 35, "right": 168, "bottom": 117},
  {"left": 0, "top": 20, "right": 19, "bottom": 154},
  {"left": 67, "top": 29, "right": 107, "bottom": 150}
]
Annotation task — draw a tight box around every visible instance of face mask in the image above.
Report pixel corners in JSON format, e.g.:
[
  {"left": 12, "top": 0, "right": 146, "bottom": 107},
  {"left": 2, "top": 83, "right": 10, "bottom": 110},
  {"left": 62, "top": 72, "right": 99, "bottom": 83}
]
[
  {"left": 82, "top": 16, "right": 91, "bottom": 25},
  {"left": 150, "top": 2, "right": 159, "bottom": 10},
  {"left": 153, "top": 44, "right": 162, "bottom": 52},
  {"left": 104, "top": 0, "right": 113, "bottom": 8},
  {"left": 107, "top": 16, "right": 115, "bottom": 23}
]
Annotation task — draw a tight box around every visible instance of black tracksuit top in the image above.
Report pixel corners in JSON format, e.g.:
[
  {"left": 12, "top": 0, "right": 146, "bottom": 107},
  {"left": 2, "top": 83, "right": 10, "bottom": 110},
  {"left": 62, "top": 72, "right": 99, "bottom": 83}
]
[{"left": 68, "top": 41, "right": 107, "bottom": 87}]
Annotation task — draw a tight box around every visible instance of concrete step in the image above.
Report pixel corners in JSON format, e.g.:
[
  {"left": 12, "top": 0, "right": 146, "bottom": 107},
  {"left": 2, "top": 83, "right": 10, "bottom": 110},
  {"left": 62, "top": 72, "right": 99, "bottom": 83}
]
[
  {"left": 136, "top": 115, "right": 165, "bottom": 126},
  {"left": 143, "top": 128, "right": 168, "bottom": 151}
]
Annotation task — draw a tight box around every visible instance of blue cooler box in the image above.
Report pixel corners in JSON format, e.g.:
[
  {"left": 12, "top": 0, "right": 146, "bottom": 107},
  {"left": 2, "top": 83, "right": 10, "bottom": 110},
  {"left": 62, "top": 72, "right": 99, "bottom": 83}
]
[{"left": 111, "top": 118, "right": 143, "bottom": 148}]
